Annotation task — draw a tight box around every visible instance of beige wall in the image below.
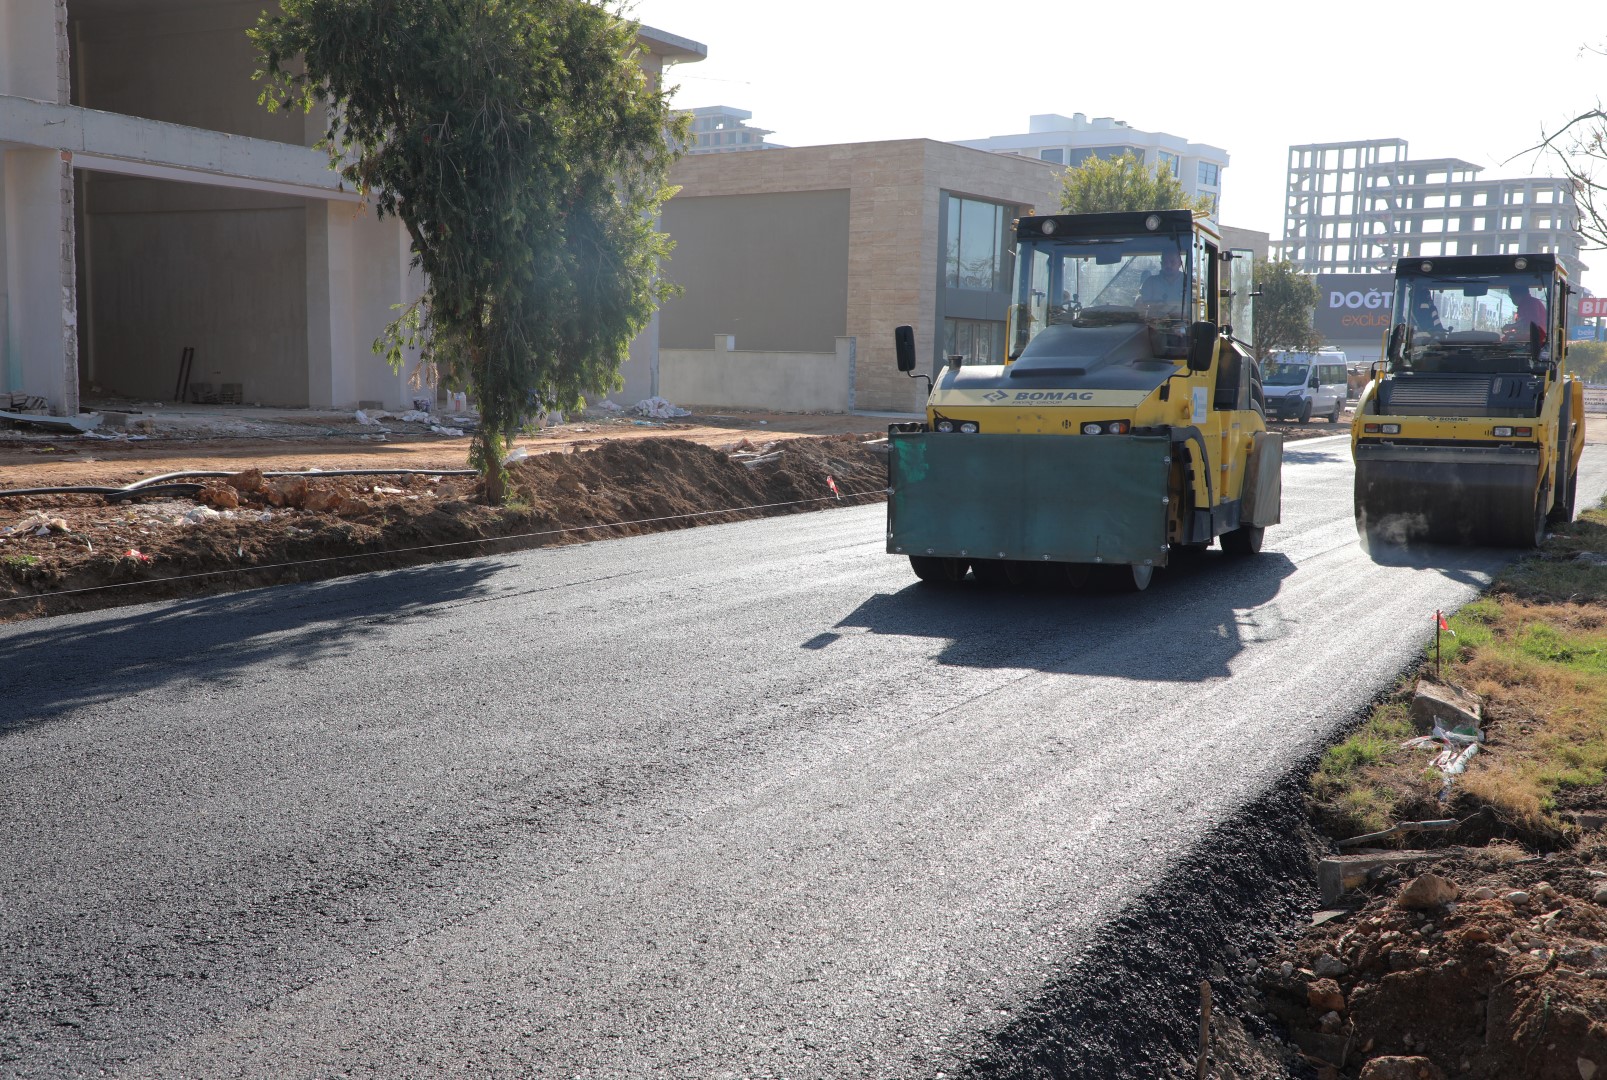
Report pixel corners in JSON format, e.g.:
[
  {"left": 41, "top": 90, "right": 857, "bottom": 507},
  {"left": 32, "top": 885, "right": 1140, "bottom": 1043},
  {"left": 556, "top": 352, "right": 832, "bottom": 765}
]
[
  {"left": 660, "top": 189, "right": 848, "bottom": 352},
  {"left": 82, "top": 175, "right": 309, "bottom": 404},
  {"left": 670, "top": 141, "right": 1061, "bottom": 412},
  {"left": 71, "top": 3, "right": 305, "bottom": 145},
  {"left": 661, "top": 338, "right": 854, "bottom": 413},
  {"left": 1220, "top": 224, "right": 1271, "bottom": 263}
]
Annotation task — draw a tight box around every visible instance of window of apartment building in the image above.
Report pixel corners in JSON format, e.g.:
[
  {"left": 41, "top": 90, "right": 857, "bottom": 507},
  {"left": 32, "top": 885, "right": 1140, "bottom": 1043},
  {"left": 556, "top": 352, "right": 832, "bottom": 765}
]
[
  {"left": 1070, "top": 145, "right": 1142, "bottom": 166},
  {"left": 944, "top": 196, "right": 1007, "bottom": 291},
  {"left": 1040, "top": 148, "right": 1065, "bottom": 165},
  {"left": 1198, "top": 161, "right": 1220, "bottom": 186},
  {"left": 1537, "top": 189, "right": 1556, "bottom": 203},
  {"left": 1157, "top": 150, "right": 1180, "bottom": 175},
  {"left": 943, "top": 318, "right": 1005, "bottom": 365}
]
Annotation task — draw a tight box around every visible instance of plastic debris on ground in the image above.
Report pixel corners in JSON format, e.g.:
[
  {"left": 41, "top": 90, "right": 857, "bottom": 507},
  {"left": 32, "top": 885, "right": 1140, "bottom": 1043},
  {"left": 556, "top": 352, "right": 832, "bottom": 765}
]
[
  {"left": 182, "top": 506, "right": 237, "bottom": 525},
  {"left": 632, "top": 396, "right": 691, "bottom": 419},
  {"left": 504, "top": 448, "right": 531, "bottom": 465},
  {"left": 594, "top": 400, "right": 624, "bottom": 413},
  {"left": 1401, "top": 717, "right": 1486, "bottom": 785}
]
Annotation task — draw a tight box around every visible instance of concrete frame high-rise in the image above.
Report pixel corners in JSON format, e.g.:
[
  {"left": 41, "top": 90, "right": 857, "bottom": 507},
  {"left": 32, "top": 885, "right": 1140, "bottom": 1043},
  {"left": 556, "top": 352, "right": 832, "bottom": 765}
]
[
  {"left": 1280, "top": 138, "right": 1587, "bottom": 281},
  {"left": 0, "top": 0, "right": 704, "bottom": 417}
]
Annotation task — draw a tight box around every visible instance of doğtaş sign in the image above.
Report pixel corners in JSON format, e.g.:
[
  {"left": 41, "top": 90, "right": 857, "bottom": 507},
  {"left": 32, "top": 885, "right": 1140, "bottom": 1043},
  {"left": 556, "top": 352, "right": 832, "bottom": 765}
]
[{"left": 1313, "top": 273, "right": 1396, "bottom": 340}]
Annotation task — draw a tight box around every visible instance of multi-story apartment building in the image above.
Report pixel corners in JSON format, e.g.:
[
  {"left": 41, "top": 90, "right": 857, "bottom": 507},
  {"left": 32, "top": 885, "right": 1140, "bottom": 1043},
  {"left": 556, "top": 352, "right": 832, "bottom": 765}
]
[
  {"left": 1280, "top": 138, "right": 1587, "bottom": 281},
  {"left": 954, "top": 113, "right": 1228, "bottom": 215},
  {"left": 682, "top": 106, "right": 784, "bottom": 155}
]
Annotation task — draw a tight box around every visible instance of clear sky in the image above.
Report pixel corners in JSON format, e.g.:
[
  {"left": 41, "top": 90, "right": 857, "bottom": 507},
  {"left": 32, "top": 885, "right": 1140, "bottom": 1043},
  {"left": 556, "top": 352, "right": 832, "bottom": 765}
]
[{"left": 633, "top": 0, "right": 1605, "bottom": 292}]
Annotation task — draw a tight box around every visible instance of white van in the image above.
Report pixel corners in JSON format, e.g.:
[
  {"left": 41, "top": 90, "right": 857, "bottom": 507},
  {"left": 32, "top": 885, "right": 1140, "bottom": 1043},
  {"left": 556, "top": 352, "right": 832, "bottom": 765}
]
[{"left": 1262, "top": 350, "right": 1350, "bottom": 423}]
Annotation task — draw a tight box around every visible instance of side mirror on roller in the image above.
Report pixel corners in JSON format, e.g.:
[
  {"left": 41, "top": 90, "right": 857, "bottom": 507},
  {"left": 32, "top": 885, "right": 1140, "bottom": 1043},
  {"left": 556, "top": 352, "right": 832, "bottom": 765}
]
[
  {"left": 895, "top": 325, "right": 916, "bottom": 373},
  {"left": 1187, "top": 322, "right": 1218, "bottom": 373},
  {"left": 1386, "top": 323, "right": 1406, "bottom": 363}
]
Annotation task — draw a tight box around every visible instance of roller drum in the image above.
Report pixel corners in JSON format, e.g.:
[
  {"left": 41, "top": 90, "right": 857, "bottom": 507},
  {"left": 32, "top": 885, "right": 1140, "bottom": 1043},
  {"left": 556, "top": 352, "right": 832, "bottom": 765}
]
[{"left": 1354, "top": 444, "right": 1543, "bottom": 548}]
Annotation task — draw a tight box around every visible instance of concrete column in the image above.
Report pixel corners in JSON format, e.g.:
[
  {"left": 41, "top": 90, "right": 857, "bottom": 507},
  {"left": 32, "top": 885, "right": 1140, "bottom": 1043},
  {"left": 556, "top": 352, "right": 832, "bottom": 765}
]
[
  {"left": 0, "top": 0, "right": 67, "bottom": 103},
  {"left": 2, "top": 149, "right": 78, "bottom": 414},
  {"left": 350, "top": 209, "right": 429, "bottom": 410},
  {"left": 304, "top": 199, "right": 357, "bottom": 408},
  {"left": 0, "top": 0, "right": 79, "bottom": 414},
  {"left": 612, "top": 309, "right": 660, "bottom": 406}
]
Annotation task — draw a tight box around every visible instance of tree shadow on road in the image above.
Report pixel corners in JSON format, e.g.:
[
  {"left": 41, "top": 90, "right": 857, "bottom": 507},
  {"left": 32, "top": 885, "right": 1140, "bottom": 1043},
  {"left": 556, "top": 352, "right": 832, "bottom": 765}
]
[
  {"left": 0, "top": 561, "right": 503, "bottom": 738},
  {"left": 828, "top": 551, "right": 1298, "bottom": 682}
]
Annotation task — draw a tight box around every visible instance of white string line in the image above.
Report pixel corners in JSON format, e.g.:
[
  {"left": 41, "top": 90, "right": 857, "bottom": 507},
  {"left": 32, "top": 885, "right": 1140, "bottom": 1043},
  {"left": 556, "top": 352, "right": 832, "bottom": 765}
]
[{"left": 0, "top": 484, "right": 889, "bottom": 606}]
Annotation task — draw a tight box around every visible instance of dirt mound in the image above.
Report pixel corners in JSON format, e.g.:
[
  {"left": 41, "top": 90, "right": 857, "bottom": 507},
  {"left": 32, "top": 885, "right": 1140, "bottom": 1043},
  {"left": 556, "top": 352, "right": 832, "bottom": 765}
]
[
  {"left": 506, "top": 434, "right": 884, "bottom": 539},
  {"left": 0, "top": 435, "right": 887, "bottom": 621},
  {"left": 1256, "top": 845, "right": 1607, "bottom": 1078}
]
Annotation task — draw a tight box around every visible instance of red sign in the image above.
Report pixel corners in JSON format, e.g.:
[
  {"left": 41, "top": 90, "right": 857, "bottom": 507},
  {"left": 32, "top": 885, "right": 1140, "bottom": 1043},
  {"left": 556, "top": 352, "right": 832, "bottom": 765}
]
[{"left": 1581, "top": 296, "right": 1607, "bottom": 319}]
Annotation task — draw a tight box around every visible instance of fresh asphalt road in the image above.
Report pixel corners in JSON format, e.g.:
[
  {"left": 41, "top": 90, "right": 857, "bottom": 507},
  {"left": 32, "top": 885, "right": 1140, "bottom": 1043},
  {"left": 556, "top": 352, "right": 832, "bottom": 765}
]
[{"left": 4, "top": 437, "right": 1606, "bottom": 1079}]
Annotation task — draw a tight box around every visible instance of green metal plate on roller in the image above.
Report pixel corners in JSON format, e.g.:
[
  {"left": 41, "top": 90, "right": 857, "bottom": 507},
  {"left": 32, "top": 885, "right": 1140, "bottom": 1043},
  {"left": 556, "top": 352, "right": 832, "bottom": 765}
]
[{"left": 887, "top": 433, "right": 1171, "bottom": 565}]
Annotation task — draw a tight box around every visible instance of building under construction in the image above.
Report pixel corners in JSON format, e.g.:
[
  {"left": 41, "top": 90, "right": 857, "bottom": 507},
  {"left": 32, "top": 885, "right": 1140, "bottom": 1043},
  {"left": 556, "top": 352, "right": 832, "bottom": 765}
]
[{"left": 1280, "top": 138, "right": 1586, "bottom": 282}]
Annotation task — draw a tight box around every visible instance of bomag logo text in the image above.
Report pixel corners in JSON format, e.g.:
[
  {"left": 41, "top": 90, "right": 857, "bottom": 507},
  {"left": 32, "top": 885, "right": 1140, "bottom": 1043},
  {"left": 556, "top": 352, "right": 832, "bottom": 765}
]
[{"left": 1011, "top": 391, "right": 1095, "bottom": 401}]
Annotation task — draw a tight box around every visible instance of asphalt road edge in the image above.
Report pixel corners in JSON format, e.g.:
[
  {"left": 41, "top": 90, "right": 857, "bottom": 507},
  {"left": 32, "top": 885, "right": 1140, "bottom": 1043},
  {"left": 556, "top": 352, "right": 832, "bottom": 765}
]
[{"left": 959, "top": 756, "right": 1333, "bottom": 1079}]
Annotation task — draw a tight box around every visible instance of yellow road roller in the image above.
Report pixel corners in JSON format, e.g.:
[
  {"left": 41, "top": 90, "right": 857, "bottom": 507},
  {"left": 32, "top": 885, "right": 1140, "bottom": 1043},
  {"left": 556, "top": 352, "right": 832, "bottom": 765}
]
[
  {"left": 1352, "top": 254, "right": 1585, "bottom": 547},
  {"left": 887, "top": 209, "right": 1281, "bottom": 592}
]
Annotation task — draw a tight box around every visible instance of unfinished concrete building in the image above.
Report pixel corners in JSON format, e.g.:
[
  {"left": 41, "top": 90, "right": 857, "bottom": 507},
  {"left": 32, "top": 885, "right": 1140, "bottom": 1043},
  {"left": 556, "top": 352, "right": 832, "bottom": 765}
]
[
  {"left": 0, "top": 0, "right": 704, "bottom": 416},
  {"left": 1280, "top": 138, "right": 1586, "bottom": 281}
]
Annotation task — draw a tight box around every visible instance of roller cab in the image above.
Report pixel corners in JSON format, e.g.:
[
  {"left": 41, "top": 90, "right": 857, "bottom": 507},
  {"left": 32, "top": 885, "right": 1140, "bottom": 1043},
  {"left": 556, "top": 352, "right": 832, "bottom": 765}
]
[
  {"left": 1351, "top": 254, "right": 1586, "bottom": 548},
  {"left": 888, "top": 210, "right": 1281, "bottom": 592}
]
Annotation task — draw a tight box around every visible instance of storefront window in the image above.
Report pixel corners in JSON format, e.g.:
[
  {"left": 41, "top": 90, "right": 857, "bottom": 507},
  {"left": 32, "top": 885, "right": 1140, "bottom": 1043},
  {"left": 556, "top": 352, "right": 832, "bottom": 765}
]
[
  {"left": 944, "top": 196, "right": 1007, "bottom": 291},
  {"left": 943, "top": 318, "right": 1005, "bottom": 365}
]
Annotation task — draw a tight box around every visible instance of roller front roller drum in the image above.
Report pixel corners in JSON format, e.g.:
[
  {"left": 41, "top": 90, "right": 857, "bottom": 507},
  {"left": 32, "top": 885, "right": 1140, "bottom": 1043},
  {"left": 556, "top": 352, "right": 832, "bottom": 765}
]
[{"left": 1354, "top": 444, "right": 1545, "bottom": 548}]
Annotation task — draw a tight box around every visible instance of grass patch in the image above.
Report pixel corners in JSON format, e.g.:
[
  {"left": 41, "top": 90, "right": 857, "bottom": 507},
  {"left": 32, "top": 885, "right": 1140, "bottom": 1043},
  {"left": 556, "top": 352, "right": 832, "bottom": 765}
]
[
  {"left": 2, "top": 554, "right": 41, "bottom": 570},
  {"left": 1312, "top": 499, "right": 1607, "bottom": 844}
]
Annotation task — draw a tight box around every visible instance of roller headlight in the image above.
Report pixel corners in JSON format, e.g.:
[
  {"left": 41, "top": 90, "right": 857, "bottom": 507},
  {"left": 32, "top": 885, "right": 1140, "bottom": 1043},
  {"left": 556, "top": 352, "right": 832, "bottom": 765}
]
[
  {"left": 1082, "top": 422, "right": 1103, "bottom": 434},
  {"left": 1040, "top": 219, "right": 1057, "bottom": 235},
  {"left": 1493, "top": 426, "right": 1513, "bottom": 437},
  {"left": 1145, "top": 214, "right": 1162, "bottom": 231},
  {"left": 959, "top": 421, "right": 979, "bottom": 434},
  {"left": 935, "top": 420, "right": 955, "bottom": 433}
]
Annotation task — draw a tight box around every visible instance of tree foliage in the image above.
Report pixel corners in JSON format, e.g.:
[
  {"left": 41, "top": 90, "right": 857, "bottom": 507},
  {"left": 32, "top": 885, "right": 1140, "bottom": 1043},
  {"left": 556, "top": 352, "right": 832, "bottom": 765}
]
[
  {"left": 1568, "top": 339, "right": 1607, "bottom": 382},
  {"left": 252, "top": 0, "right": 685, "bottom": 502},
  {"left": 1058, "top": 152, "right": 1215, "bottom": 216},
  {"left": 1251, "top": 259, "right": 1323, "bottom": 361}
]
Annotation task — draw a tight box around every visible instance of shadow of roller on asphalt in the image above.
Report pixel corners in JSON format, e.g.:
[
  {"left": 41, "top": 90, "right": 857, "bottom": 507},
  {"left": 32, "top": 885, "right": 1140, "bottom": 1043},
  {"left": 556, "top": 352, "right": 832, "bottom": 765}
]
[
  {"left": 828, "top": 551, "right": 1297, "bottom": 682},
  {"left": 1358, "top": 534, "right": 1506, "bottom": 589},
  {"left": 0, "top": 561, "right": 501, "bottom": 738},
  {"left": 1278, "top": 446, "right": 1343, "bottom": 466}
]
